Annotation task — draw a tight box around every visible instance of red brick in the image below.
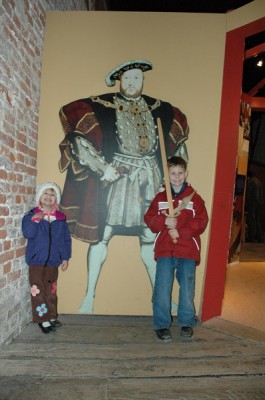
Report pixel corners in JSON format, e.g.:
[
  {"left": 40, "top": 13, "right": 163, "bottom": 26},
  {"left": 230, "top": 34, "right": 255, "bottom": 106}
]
[
  {"left": 6, "top": 172, "right": 16, "bottom": 181},
  {"left": 29, "top": 148, "right": 37, "bottom": 158},
  {"left": 0, "top": 250, "right": 14, "bottom": 264},
  {"left": 30, "top": 158, "right": 37, "bottom": 167},
  {"left": 9, "top": 152, "right": 15, "bottom": 162},
  {"left": 16, "top": 247, "right": 25, "bottom": 258},
  {"left": 0, "top": 194, "right": 6, "bottom": 203},
  {"left": 16, "top": 153, "right": 25, "bottom": 163},
  {"left": 3, "top": 240, "right": 11, "bottom": 251},
  {"left": 27, "top": 14, "right": 33, "bottom": 26},
  {"left": 16, "top": 174, "right": 23, "bottom": 183},
  {"left": 25, "top": 97, "right": 31, "bottom": 107},
  {"left": 0, "top": 170, "right": 8, "bottom": 179},
  {"left": 0, "top": 230, "right": 7, "bottom": 239},
  {"left": 3, "top": 262, "right": 11, "bottom": 274},
  {"left": 0, "top": 134, "right": 15, "bottom": 148},
  {"left": 24, "top": 0, "right": 29, "bottom": 12},
  {"left": 15, "top": 195, "right": 22, "bottom": 203},
  {"left": 0, "top": 206, "right": 9, "bottom": 216},
  {"left": 14, "top": 164, "right": 37, "bottom": 176},
  {"left": 17, "top": 141, "right": 29, "bottom": 155},
  {"left": 17, "top": 132, "right": 27, "bottom": 144},
  {"left": 13, "top": 15, "right": 21, "bottom": 30},
  {"left": 39, "top": 12, "right": 45, "bottom": 27}
]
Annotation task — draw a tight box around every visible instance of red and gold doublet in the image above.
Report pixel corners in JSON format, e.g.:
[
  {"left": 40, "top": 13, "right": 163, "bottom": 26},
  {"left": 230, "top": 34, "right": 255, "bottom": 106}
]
[{"left": 59, "top": 93, "right": 189, "bottom": 243}]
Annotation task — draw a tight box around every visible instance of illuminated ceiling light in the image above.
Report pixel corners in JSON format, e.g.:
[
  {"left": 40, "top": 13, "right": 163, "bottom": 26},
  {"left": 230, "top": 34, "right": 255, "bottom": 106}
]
[{"left": 257, "top": 59, "right": 263, "bottom": 67}]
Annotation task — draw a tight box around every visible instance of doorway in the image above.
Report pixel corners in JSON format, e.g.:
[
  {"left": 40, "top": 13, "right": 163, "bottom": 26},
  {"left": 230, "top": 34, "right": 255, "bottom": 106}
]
[
  {"left": 241, "top": 117, "right": 265, "bottom": 261},
  {"left": 229, "top": 108, "right": 265, "bottom": 263},
  {"left": 221, "top": 110, "right": 265, "bottom": 331},
  {"left": 201, "top": 16, "right": 265, "bottom": 323},
  {"left": 216, "top": 25, "right": 265, "bottom": 331},
  {"left": 240, "top": 29, "right": 265, "bottom": 259}
]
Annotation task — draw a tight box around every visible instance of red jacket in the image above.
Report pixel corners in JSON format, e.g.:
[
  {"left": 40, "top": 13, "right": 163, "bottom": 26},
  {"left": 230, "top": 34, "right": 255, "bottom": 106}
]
[{"left": 144, "top": 183, "right": 208, "bottom": 264}]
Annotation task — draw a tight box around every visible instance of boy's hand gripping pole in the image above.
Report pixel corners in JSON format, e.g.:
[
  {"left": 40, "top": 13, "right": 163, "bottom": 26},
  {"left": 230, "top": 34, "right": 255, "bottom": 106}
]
[{"left": 157, "top": 117, "right": 177, "bottom": 243}]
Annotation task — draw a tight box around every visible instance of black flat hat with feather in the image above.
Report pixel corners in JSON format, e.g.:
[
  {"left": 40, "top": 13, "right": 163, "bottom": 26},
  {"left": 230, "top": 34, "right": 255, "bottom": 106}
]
[{"left": 105, "top": 59, "right": 153, "bottom": 87}]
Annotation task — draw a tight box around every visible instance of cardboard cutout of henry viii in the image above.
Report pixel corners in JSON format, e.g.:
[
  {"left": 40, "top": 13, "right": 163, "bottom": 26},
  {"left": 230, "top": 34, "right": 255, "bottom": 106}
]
[{"left": 58, "top": 59, "right": 189, "bottom": 313}]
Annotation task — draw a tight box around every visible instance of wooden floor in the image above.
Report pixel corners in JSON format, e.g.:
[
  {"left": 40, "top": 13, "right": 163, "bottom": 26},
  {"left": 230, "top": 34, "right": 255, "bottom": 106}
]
[
  {"left": 221, "top": 261, "right": 265, "bottom": 331},
  {"left": 222, "top": 241, "right": 265, "bottom": 331},
  {"left": 1, "top": 315, "right": 265, "bottom": 399}
]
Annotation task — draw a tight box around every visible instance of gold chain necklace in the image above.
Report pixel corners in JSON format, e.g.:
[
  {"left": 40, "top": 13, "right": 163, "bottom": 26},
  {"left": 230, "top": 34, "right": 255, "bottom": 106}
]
[{"left": 91, "top": 95, "right": 161, "bottom": 114}]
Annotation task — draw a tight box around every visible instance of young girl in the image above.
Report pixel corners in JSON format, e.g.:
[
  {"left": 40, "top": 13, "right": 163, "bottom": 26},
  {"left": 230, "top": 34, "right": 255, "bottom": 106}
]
[{"left": 22, "top": 182, "right": 72, "bottom": 334}]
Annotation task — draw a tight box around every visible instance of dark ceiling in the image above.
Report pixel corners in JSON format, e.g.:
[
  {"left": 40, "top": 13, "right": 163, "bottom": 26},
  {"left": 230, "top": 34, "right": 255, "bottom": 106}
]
[
  {"left": 106, "top": 0, "right": 253, "bottom": 13},
  {"left": 93, "top": 0, "right": 264, "bottom": 98},
  {"left": 244, "top": 31, "right": 265, "bottom": 97}
]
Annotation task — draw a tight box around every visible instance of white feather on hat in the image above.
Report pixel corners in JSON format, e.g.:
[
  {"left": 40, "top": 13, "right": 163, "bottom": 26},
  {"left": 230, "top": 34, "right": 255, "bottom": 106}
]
[{"left": 36, "top": 182, "right": 61, "bottom": 206}]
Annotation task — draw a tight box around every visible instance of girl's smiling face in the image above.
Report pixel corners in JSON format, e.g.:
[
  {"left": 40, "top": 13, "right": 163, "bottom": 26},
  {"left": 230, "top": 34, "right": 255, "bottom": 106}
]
[
  {"left": 39, "top": 188, "right": 57, "bottom": 211},
  {"left": 169, "top": 165, "right": 188, "bottom": 192}
]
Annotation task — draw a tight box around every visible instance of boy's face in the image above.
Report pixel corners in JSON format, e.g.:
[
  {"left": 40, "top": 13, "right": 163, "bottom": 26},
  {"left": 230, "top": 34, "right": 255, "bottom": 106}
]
[
  {"left": 169, "top": 165, "right": 188, "bottom": 191},
  {"left": 40, "top": 188, "right": 57, "bottom": 209}
]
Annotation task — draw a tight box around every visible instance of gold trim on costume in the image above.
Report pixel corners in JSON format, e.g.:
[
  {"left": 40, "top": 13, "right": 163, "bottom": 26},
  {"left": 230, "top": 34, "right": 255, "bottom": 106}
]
[{"left": 91, "top": 95, "right": 161, "bottom": 114}]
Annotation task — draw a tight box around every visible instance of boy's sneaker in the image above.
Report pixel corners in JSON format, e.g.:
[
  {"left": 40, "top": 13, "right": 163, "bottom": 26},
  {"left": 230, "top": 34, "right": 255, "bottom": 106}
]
[
  {"left": 180, "top": 326, "right": 193, "bottom": 341},
  {"left": 155, "top": 328, "right": 172, "bottom": 343}
]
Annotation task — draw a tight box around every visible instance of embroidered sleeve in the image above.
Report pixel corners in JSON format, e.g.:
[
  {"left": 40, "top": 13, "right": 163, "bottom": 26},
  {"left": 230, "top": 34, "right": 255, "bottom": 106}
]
[
  {"left": 71, "top": 133, "right": 109, "bottom": 177},
  {"left": 59, "top": 100, "right": 110, "bottom": 177},
  {"left": 169, "top": 107, "right": 190, "bottom": 161}
]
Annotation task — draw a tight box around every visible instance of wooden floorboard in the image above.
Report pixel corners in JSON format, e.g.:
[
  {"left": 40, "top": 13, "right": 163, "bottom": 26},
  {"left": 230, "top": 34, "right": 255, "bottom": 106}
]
[{"left": 0, "top": 315, "right": 265, "bottom": 399}]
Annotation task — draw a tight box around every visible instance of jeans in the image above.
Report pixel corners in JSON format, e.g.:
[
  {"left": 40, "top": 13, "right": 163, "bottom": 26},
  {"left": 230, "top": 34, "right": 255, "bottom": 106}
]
[{"left": 153, "top": 257, "right": 197, "bottom": 330}]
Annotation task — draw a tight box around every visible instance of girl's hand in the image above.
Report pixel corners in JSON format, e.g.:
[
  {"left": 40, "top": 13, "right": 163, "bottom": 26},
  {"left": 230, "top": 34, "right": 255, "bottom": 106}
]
[
  {"left": 60, "top": 260, "right": 69, "bottom": 271},
  {"left": 32, "top": 212, "right": 44, "bottom": 220}
]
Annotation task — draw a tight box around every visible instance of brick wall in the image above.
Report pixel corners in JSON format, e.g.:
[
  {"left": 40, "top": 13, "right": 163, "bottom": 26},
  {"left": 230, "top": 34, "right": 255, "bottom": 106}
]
[{"left": 0, "top": 0, "right": 87, "bottom": 347}]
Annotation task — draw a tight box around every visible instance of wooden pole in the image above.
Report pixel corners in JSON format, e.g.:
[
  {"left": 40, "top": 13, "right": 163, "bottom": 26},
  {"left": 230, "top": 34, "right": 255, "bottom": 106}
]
[
  {"left": 157, "top": 117, "right": 175, "bottom": 216},
  {"left": 157, "top": 118, "right": 177, "bottom": 243},
  {"left": 157, "top": 118, "right": 195, "bottom": 244}
]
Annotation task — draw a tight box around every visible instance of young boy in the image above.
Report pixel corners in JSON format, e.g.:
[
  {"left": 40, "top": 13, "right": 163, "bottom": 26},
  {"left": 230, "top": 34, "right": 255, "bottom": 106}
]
[
  {"left": 22, "top": 182, "right": 72, "bottom": 334},
  {"left": 144, "top": 156, "right": 208, "bottom": 342}
]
